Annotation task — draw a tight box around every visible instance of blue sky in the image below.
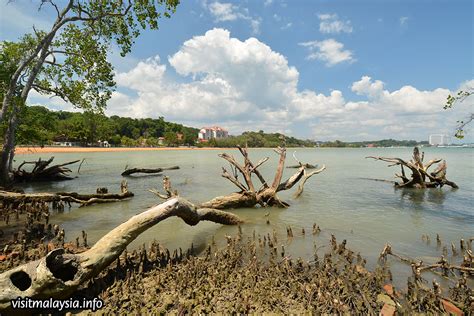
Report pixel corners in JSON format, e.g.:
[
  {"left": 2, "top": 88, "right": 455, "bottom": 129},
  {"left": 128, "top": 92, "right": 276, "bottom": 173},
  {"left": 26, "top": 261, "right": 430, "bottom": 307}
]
[{"left": 1, "top": 0, "right": 473, "bottom": 142}]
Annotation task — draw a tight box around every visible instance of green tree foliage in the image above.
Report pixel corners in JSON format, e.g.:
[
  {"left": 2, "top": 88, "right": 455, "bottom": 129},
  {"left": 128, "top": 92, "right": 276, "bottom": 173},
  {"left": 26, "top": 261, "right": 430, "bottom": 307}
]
[
  {"left": 0, "top": 0, "right": 180, "bottom": 184},
  {"left": 444, "top": 89, "right": 473, "bottom": 139},
  {"left": 211, "top": 131, "right": 315, "bottom": 148},
  {"left": 164, "top": 131, "right": 178, "bottom": 147},
  {"left": 16, "top": 106, "right": 57, "bottom": 145},
  {"left": 10, "top": 105, "right": 198, "bottom": 147}
]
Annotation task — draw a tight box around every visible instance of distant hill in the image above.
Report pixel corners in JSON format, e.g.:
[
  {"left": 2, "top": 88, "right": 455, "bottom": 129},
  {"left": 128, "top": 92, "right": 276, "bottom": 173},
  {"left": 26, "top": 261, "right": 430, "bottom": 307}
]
[{"left": 202, "top": 130, "right": 315, "bottom": 148}]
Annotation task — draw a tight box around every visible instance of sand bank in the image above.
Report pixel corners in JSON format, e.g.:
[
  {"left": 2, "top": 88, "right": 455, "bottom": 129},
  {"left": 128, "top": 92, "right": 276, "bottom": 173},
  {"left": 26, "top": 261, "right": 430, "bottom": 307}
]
[{"left": 15, "top": 146, "right": 224, "bottom": 155}]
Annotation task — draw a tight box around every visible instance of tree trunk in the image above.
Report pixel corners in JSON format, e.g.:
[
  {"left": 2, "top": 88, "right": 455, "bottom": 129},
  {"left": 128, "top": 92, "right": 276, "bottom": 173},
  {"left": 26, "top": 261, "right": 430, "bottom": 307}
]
[
  {"left": 0, "top": 189, "right": 134, "bottom": 207},
  {"left": 0, "top": 112, "right": 19, "bottom": 185},
  {"left": 200, "top": 192, "right": 258, "bottom": 209},
  {"left": 0, "top": 13, "right": 63, "bottom": 186}
]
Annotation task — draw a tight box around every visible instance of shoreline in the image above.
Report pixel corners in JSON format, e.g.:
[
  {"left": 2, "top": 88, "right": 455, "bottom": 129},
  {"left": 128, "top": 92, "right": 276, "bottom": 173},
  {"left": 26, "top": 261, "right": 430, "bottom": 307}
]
[
  {"left": 14, "top": 146, "right": 226, "bottom": 155},
  {"left": 14, "top": 145, "right": 471, "bottom": 155}
]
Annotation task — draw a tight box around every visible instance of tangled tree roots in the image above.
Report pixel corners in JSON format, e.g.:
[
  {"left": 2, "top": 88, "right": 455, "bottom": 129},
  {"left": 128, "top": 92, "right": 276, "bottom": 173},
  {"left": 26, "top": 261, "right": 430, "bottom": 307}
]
[
  {"left": 197, "top": 146, "right": 325, "bottom": 209},
  {"left": 12, "top": 157, "right": 80, "bottom": 182},
  {"left": 367, "top": 147, "right": 458, "bottom": 189},
  {"left": 0, "top": 197, "right": 241, "bottom": 310}
]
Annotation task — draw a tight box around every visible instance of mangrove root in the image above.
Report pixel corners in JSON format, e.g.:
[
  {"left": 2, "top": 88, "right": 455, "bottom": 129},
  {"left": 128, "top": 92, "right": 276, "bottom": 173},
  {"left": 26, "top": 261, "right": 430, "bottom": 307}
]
[
  {"left": 379, "top": 244, "right": 473, "bottom": 280},
  {"left": 0, "top": 197, "right": 241, "bottom": 309},
  {"left": 367, "top": 147, "right": 458, "bottom": 189}
]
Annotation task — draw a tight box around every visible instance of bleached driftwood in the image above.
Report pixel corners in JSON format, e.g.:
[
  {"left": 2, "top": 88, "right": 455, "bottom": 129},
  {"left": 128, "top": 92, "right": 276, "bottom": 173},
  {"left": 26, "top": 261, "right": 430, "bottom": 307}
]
[
  {"left": 0, "top": 197, "right": 241, "bottom": 309},
  {"left": 199, "top": 145, "right": 325, "bottom": 209},
  {"left": 0, "top": 190, "right": 133, "bottom": 207},
  {"left": 367, "top": 147, "right": 458, "bottom": 189}
]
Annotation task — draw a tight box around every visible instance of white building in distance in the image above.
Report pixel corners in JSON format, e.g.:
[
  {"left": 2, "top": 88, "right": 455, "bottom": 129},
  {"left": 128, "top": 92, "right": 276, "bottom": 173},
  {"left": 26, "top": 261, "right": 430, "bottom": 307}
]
[
  {"left": 198, "top": 126, "right": 229, "bottom": 141},
  {"left": 429, "top": 134, "right": 450, "bottom": 146}
]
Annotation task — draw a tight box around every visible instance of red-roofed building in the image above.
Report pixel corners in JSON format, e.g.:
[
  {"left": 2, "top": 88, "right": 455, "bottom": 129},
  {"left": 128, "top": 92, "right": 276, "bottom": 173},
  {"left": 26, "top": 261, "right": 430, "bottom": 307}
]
[{"left": 198, "top": 126, "right": 228, "bottom": 141}]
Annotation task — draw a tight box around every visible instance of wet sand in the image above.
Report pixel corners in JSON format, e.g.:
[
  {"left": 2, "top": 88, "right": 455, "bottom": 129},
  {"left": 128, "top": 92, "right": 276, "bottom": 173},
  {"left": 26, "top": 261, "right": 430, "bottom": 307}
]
[{"left": 15, "top": 146, "right": 223, "bottom": 155}]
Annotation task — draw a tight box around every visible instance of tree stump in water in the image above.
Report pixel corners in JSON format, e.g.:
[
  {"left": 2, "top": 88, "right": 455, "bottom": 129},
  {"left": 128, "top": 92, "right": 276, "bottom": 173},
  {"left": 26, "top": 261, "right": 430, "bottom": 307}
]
[
  {"left": 366, "top": 147, "right": 458, "bottom": 189},
  {"left": 12, "top": 157, "right": 80, "bottom": 182},
  {"left": 195, "top": 145, "right": 325, "bottom": 209}
]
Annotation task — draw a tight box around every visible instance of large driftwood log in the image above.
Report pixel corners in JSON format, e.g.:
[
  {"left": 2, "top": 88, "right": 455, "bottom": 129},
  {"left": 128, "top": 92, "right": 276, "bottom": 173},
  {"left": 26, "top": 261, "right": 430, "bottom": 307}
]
[
  {"left": 0, "top": 197, "right": 241, "bottom": 309},
  {"left": 121, "top": 166, "right": 179, "bottom": 176},
  {"left": 194, "top": 146, "right": 325, "bottom": 209},
  {"left": 366, "top": 147, "right": 458, "bottom": 189},
  {"left": 0, "top": 182, "right": 133, "bottom": 207},
  {"left": 13, "top": 157, "right": 80, "bottom": 181}
]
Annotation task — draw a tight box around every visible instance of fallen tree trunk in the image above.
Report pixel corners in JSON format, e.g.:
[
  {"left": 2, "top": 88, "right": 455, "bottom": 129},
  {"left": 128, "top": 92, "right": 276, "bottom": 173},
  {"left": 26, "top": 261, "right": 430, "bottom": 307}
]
[
  {"left": 0, "top": 197, "right": 241, "bottom": 309},
  {"left": 12, "top": 157, "right": 80, "bottom": 182},
  {"left": 121, "top": 166, "right": 179, "bottom": 176},
  {"left": 0, "top": 182, "right": 133, "bottom": 207},
  {"left": 367, "top": 147, "right": 458, "bottom": 189}
]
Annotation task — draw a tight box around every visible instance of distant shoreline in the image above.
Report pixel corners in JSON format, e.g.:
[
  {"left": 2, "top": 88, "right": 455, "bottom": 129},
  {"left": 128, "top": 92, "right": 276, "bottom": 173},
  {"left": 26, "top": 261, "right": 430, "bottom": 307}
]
[
  {"left": 14, "top": 144, "right": 473, "bottom": 154},
  {"left": 14, "top": 146, "right": 225, "bottom": 155}
]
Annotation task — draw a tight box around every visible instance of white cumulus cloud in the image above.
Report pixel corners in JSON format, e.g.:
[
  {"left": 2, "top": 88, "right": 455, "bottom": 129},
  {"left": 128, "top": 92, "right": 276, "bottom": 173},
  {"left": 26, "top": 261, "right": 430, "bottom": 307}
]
[
  {"left": 203, "top": 1, "right": 261, "bottom": 34},
  {"left": 207, "top": 2, "right": 238, "bottom": 22},
  {"left": 264, "top": 0, "right": 273, "bottom": 7},
  {"left": 104, "top": 28, "right": 470, "bottom": 141},
  {"left": 318, "top": 13, "right": 353, "bottom": 34},
  {"left": 299, "top": 39, "right": 355, "bottom": 66}
]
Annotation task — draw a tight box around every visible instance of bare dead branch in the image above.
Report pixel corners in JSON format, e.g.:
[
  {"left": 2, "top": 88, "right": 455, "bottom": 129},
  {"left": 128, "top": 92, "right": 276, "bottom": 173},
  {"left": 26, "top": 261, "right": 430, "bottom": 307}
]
[{"left": 294, "top": 165, "right": 326, "bottom": 198}]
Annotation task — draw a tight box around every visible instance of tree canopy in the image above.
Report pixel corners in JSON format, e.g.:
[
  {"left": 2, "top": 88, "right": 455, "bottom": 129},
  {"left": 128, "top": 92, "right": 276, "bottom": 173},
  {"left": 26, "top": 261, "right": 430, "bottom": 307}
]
[
  {"left": 0, "top": 0, "right": 180, "bottom": 184},
  {"left": 12, "top": 105, "right": 198, "bottom": 147}
]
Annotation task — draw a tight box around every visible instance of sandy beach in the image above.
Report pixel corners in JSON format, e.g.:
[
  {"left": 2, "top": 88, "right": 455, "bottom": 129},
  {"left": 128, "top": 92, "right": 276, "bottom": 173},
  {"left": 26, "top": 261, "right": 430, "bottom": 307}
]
[{"left": 15, "top": 146, "right": 224, "bottom": 154}]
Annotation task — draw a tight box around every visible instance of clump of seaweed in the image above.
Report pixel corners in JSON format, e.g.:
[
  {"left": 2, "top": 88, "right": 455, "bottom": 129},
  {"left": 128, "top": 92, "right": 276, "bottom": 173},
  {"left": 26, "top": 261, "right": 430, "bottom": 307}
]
[{"left": 77, "top": 228, "right": 471, "bottom": 314}]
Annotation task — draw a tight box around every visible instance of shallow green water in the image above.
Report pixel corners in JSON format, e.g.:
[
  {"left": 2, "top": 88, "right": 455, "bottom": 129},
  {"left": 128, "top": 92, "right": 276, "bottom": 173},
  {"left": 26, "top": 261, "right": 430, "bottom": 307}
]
[{"left": 15, "top": 147, "right": 473, "bottom": 287}]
